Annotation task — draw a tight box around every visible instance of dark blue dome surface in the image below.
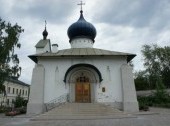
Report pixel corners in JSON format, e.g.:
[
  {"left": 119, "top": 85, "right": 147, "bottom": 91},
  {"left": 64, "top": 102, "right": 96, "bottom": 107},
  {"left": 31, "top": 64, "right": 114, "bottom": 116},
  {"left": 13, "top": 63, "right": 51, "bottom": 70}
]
[{"left": 67, "top": 11, "right": 97, "bottom": 42}]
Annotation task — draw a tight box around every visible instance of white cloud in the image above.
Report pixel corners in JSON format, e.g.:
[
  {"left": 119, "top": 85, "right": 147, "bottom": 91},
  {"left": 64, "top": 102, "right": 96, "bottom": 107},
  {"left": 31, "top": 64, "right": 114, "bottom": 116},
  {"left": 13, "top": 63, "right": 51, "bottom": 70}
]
[{"left": 1, "top": 0, "right": 170, "bottom": 84}]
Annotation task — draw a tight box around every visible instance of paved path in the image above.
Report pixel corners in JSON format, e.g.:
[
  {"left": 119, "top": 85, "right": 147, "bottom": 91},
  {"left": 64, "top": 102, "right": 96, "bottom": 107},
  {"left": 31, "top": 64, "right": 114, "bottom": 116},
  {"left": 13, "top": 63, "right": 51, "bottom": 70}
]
[{"left": 0, "top": 107, "right": 170, "bottom": 126}]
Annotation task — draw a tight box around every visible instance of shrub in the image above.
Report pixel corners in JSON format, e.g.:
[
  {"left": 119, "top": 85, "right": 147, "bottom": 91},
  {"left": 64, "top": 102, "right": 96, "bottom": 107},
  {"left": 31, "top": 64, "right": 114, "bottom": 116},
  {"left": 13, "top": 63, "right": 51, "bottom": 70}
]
[
  {"left": 138, "top": 96, "right": 153, "bottom": 111},
  {"left": 14, "top": 95, "right": 28, "bottom": 108},
  {"left": 0, "top": 106, "right": 12, "bottom": 113},
  {"left": 153, "top": 78, "right": 170, "bottom": 103},
  {"left": 138, "top": 77, "right": 170, "bottom": 110}
]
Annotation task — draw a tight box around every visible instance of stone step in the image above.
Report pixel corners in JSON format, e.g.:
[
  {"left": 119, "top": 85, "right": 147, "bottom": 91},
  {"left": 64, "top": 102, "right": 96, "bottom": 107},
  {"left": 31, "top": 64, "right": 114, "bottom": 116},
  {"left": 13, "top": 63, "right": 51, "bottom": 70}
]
[
  {"left": 32, "top": 103, "right": 134, "bottom": 120},
  {"left": 41, "top": 113, "right": 125, "bottom": 116},
  {"left": 44, "top": 103, "right": 122, "bottom": 115},
  {"left": 42, "top": 111, "right": 125, "bottom": 115},
  {"left": 44, "top": 109, "right": 122, "bottom": 112}
]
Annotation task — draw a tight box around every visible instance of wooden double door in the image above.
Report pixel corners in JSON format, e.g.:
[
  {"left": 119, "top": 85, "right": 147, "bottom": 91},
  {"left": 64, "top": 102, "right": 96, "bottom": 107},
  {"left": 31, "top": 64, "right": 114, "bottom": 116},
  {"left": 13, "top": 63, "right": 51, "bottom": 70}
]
[{"left": 75, "top": 82, "right": 91, "bottom": 103}]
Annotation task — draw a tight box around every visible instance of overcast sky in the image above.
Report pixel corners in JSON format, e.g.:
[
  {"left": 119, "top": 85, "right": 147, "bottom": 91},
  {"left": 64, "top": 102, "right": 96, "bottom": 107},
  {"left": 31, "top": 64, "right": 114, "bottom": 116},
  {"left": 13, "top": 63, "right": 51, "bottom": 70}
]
[{"left": 0, "top": 0, "right": 170, "bottom": 84}]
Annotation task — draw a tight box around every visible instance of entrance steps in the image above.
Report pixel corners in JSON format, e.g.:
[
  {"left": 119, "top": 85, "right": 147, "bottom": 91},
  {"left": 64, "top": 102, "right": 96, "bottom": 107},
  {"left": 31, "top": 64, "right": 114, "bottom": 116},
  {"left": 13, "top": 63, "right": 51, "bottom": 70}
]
[
  {"left": 32, "top": 103, "right": 136, "bottom": 120},
  {"left": 46, "top": 103, "right": 122, "bottom": 115}
]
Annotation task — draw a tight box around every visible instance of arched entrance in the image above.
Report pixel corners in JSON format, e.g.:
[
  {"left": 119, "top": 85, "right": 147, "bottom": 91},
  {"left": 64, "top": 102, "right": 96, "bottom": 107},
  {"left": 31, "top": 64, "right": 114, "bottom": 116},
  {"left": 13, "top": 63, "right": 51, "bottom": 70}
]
[
  {"left": 75, "top": 76, "right": 91, "bottom": 103},
  {"left": 64, "top": 63, "right": 103, "bottom": 103}
]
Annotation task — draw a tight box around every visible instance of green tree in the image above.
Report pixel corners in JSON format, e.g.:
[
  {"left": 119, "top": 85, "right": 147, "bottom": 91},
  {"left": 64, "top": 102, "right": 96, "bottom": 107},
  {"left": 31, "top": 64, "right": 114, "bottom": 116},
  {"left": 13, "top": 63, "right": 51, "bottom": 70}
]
[
  {"left": 141, "top": 44, "right": 170, "bottom": 88},
  {"left": 0, "top": 18, "right": 24, "bottom": 93},
  {"left": 14, "top": 95, "right": 28, "bottom": 108},
  {"left": 134, "top": 70, "right": 150, "bottom": 90}
]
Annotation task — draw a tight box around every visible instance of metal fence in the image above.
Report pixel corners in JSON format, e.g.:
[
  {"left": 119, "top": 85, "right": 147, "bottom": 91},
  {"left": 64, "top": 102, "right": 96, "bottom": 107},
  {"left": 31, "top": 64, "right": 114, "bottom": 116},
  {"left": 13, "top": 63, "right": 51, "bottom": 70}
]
[{"left": 45, "top": 93, "right": 69, "bottom": 112}]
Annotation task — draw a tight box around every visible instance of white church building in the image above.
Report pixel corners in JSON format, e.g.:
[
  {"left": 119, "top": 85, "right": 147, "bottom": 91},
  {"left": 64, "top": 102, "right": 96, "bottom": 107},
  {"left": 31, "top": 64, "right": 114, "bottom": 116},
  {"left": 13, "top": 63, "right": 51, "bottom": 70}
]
[{"left": 27, "top": 9, "right": 139, "bottom": 115}]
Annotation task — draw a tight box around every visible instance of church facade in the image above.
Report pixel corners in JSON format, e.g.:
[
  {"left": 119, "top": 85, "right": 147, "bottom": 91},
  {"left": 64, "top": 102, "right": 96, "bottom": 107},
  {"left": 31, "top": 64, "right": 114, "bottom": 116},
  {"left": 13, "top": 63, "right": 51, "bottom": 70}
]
[{"left": 27, "top": 10, "right": 139, "bottom": 115}]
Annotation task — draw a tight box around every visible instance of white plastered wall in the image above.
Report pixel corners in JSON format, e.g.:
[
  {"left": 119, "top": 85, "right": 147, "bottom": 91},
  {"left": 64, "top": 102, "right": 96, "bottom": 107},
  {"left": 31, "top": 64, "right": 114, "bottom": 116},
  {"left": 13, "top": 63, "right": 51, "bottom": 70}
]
[
  {"left": 70, "top": 38, "right": 94, "bottom": 48},
  {"left": 36, "top": 42, "right": 51, "bottom": 54},
  {"left": 38, "top": 56, "right": 127, "bottom": 109},
  {"left": 0, "top": 81, "right": 29, "bottom": 107}
]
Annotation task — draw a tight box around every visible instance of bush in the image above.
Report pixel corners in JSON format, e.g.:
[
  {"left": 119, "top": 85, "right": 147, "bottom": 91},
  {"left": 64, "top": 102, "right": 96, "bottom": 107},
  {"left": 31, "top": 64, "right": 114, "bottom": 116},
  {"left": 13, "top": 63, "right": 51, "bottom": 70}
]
[
  {"left": 14, "top": 95, "right": 28, "bottom": 108},
  {"left": 138, "top": 78, "right": 170, "bottom": 111},
  {"left": 153, "top": 78, "right": 170, "bottom": 103},
  {"left": 153, "top": 103, "right": 170, "bottom": 108},
  {"left": 16, "top": 107, "right": 26, "bottom": 114},
  {"left": 138, "top": 96, "right": 153, "bottom": 111},
  {"left": 0, "top": 106, "right": 12, "bottom": 113},
  {"left": 138, "top": 91, "right": 170, "bottom": 110},
  {"left": 138, "top": 95, "right": 170, "bottom": 110}
]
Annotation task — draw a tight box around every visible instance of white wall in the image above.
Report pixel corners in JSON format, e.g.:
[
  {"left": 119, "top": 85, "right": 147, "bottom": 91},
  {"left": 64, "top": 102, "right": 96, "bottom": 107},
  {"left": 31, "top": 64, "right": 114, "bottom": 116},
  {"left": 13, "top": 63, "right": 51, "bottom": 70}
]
[
  {"left": 36, "top": 42, "right": 51, "bottom": 54},
  {"left": 38, "top": 56, "right": 127, "bottom": 104},
  {"left": 0, "top": 81, "right": 29, "bottom": 107},
  {"left": 70, "top": 38, "right": 94, "bottom": 48},
  {"left": 92, "top": 57, "right": 125, "bottom": 103}
]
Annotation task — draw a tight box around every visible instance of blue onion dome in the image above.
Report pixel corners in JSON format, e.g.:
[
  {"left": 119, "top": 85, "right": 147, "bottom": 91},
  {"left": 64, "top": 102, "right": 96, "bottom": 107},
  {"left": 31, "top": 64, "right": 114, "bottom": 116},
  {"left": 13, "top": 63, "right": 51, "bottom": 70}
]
[
  {"left": 42, "top": 27, "right": 48, "bottom": 40},
  {"left": 67, "top": 10, "right": 97, "bottom": 42}
]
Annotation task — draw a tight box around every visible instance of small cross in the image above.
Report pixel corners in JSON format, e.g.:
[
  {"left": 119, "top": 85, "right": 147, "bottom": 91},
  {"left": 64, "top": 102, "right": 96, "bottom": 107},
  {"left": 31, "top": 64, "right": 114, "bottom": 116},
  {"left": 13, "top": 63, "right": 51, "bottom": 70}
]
[{"left": 77, "top": 1, "right": 85, "bottom": 11}]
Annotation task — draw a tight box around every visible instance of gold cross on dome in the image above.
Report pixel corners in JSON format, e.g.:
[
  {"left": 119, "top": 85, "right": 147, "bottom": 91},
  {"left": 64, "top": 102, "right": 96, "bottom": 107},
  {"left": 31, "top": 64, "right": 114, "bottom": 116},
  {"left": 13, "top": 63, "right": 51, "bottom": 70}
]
[{"left": 77, "top": 1, "right": 85, "bottom": 11}]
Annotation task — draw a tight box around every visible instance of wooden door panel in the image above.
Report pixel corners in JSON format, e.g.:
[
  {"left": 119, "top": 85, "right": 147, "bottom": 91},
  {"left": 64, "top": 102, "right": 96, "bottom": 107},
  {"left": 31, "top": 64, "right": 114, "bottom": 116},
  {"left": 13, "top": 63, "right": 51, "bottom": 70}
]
[
  {"left": 76, "top": 83, "right": 83, "bottom": 102},
  {"left": 83, "top": 83, "right": 90, "bottom": 102},
  {"left": 75, "top": 83, "right": 91, "bottom": 103}
]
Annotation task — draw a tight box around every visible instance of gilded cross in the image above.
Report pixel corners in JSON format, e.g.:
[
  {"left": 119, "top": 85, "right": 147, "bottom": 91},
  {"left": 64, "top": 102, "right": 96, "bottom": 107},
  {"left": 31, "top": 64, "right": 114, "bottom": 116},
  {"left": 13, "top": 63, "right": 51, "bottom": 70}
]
[{"left": 77, "top": 1, "right": 85, "bottom": 11}]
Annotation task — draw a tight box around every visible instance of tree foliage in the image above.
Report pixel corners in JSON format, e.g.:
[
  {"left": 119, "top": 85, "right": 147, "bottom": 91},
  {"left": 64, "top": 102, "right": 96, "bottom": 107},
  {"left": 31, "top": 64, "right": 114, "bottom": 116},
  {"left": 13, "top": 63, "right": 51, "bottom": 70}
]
[
  {"left": 14, "top": 95, "right": 28, "bottom": 108},
  {"left": 135, "top": 44, "right": 170, "bottom": 90},
  {"left": 142, "top": 44, "right": 170, "bottom": 88},
  {"left": 134, "top": 71, "right": 150, "bottom": 90},
  {"left": 0, "top": 18, "right": 24, "bottom": 92}
]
